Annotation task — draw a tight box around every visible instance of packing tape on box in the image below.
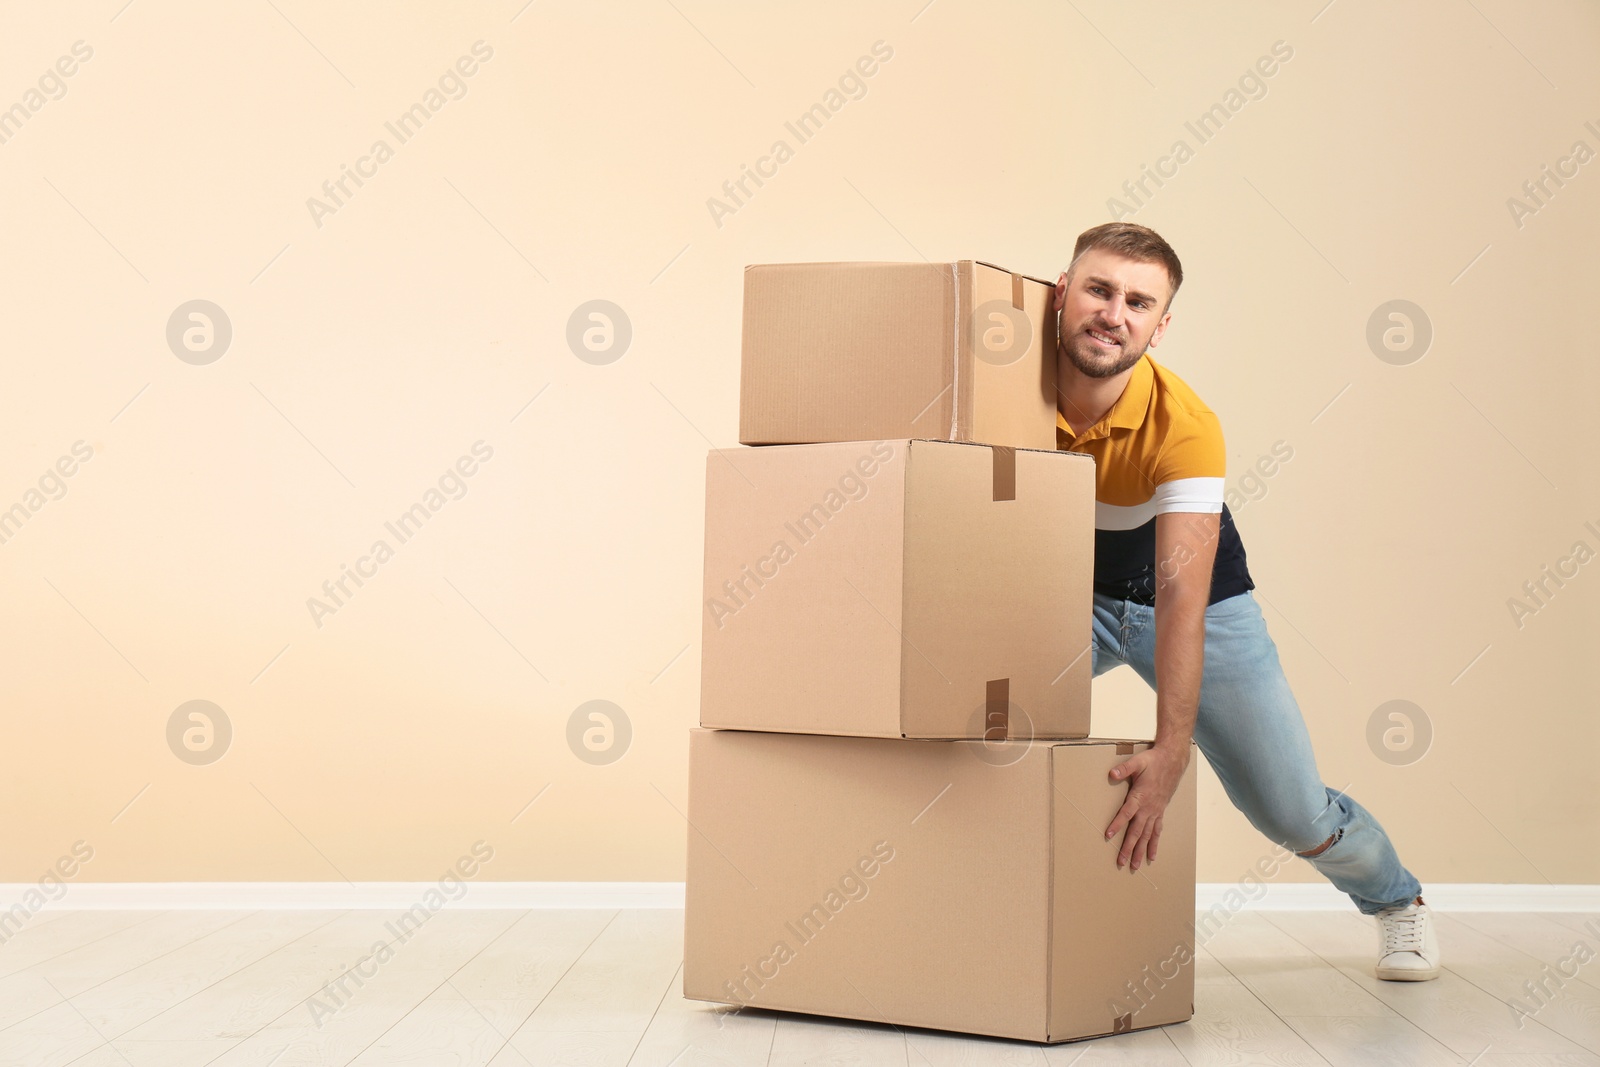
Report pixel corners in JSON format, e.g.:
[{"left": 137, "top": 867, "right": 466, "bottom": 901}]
[
  {"left": 992, "top": 446, "right": 1016, "bottom": 502},
  {"left": 1011, "top": 271, "right": 1024, "bottom": 311},
  {"left": 985, "top": 678, "right": 1009, "bottom": 740},
  {"left": 949, "top": 262, "right": 960, "bottom": 439}
]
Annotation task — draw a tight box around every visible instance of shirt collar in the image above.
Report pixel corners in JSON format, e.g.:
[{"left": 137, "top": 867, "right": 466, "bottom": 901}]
[{"left": 1056, "top": 353, "right": 1155, "bottom": 443}]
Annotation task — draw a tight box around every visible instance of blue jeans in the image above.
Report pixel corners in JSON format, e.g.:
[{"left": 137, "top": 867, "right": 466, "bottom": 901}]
[{"left": 1091, "top": 589, "right": 1422, "bottom": 915}]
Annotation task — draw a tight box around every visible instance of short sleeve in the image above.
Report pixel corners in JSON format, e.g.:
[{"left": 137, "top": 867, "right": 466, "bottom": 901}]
[{"left": 1151, "top": 406, "right": 1225, "bottom": 515}]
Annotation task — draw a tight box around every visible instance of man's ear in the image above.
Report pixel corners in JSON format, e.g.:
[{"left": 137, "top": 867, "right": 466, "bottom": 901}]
[
  {"left": 1148, "top": 309, "right": 1172, "bottom": 350},
  {"left": 1054, "top": 271, "right": 1069, "bottom": 310}
]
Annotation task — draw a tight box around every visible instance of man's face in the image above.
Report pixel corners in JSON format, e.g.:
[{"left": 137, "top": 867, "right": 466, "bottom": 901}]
[{"left": 1053, "top": 249, "right": 1173, "bottom": 380}]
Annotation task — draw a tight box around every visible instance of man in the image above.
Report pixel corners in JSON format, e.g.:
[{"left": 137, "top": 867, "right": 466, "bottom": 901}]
[{"left": 1054, "top": 221, "right": 1439, "bottom": 981}]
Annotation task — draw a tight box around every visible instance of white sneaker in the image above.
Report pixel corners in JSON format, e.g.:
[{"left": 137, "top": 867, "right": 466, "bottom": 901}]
[{"left": 1375, "top": 895, "right": 1440, "bottom": 981}]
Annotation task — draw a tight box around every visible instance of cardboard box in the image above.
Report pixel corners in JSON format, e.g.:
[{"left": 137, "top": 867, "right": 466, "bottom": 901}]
[
  {"left": 740, "top": 261, "right": 1059, "bottom": 448},
  {"left": 700, "top": 439, "right": 1094, "bottom": 740},
  {"left": 683, "top": 729, "right": 1197, "bottom": 1044}
]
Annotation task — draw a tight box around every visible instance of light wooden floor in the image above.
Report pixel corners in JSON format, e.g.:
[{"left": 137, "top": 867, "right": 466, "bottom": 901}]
[{"left": 0, "top": 908, "right": 1596, "bottom": 1066}]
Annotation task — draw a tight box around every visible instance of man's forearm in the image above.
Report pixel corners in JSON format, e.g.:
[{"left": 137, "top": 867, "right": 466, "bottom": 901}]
[
  {"left": 1150, "top": 509, "right": 1220, "bottom": 758},
  {"left": 1151, "top": 590, "right": 1205, "bottom": 752}
]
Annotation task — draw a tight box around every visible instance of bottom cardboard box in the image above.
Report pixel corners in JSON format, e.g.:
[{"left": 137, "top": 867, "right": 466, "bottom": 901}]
[{"left": 683, "top": 728, "right": 1197, "bottom": 1044}]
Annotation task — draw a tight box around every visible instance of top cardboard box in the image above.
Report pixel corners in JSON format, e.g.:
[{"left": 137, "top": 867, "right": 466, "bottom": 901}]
[{"left": 740, "top": 261, "right": 1058, "bottom": 449}]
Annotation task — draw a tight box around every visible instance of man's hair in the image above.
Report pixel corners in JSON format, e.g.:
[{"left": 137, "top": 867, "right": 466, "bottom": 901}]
[{"left": 1067, "top": 222, "right": 1183, "bottom": 311}]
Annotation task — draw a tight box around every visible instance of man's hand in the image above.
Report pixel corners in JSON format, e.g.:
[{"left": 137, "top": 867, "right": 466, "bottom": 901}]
[{"left": 1105, "top": 742, "right": 1191, "bottom": 870}]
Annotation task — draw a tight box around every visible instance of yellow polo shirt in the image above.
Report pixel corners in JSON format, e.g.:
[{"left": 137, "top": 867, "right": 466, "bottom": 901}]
[{"left": 1056, "top": 353, "right": 1255, "bottom": 605}]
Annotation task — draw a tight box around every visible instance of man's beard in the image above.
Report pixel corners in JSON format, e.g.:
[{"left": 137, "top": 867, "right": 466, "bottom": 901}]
[{"left": 1057, "top": 311, "right": 1145, "bottom": 380}]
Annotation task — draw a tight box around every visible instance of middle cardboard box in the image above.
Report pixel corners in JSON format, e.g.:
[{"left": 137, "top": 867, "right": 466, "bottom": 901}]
[{"left": 701, "top": 438, "right": 1095, "bottom": 740}]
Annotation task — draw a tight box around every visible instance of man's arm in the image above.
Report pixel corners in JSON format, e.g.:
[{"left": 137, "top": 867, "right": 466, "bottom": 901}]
[{"left": 1104, "top": 509, "right": 1219, "bottom": 870}]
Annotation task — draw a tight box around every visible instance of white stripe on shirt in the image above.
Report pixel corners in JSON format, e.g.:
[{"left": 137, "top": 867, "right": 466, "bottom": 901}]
[{"left": 1094, "top": 476, "right": 1225, "bottom": 530}]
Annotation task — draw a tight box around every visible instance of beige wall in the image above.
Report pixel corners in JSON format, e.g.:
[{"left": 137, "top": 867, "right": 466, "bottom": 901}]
[{"left": 2, "top": 0, "right": 1595, "bottom": 888}]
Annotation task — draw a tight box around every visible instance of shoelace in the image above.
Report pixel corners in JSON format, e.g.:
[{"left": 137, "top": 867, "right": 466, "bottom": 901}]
[{"left": 1380, "top": 908, "right": 1424, "bottom": 954}]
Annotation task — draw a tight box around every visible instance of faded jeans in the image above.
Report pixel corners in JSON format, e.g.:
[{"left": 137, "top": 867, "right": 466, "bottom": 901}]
[{"left": 1091, "top": 588, "right": 1422, "bottom": 915}]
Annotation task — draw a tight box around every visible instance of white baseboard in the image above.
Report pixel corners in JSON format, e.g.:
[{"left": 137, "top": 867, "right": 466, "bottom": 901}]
[
  {"left": 0, "top": 882, "right": 688, "bottom": 911},
  {"left": 2, "top": 882, "right": 1596, "bottom": 912},
  {"left": 1199, "top": 882, "right": 1600, "bottom": 912}
]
